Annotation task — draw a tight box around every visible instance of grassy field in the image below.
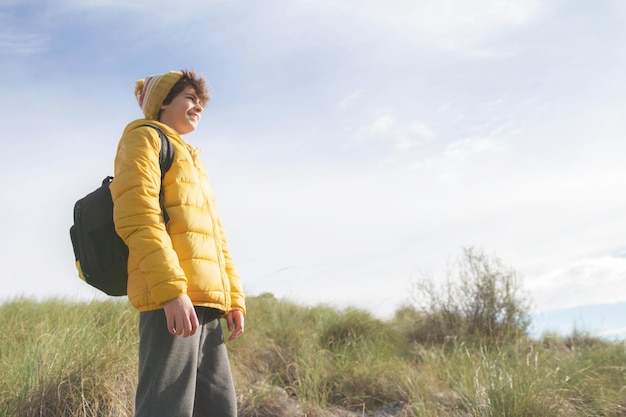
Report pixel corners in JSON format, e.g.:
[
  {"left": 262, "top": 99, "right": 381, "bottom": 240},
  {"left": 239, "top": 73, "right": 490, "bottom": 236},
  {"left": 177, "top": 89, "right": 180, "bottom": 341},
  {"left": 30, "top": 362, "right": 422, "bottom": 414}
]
[{"left": 1, "top": 294, "right": 625, "bottom": 416}]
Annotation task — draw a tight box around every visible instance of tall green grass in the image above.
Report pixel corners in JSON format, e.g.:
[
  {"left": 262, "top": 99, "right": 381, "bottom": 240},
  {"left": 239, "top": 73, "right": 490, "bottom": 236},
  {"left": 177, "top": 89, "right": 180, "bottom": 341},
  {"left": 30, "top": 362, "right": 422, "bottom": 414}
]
[
  {"left": 0, "top": 299, "right": 137, "bottom": 417},
  {"left": 1, "top": 295, "right": 625, "bottom": 416}
]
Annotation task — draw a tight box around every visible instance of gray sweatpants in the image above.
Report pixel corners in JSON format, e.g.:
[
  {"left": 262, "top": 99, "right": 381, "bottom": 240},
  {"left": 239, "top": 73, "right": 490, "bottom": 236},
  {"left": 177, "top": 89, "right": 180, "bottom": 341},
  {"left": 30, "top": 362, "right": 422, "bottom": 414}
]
[{"left": 135, "top": 307, "right": 237, "bottom": 417}]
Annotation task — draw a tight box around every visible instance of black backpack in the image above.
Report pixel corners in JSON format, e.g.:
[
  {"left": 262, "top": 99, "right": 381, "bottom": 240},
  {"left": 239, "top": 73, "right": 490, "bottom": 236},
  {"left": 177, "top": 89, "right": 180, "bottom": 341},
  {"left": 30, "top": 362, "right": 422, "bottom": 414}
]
[{"left": 69, "top": 124, "right": 174, "bottom": 296}]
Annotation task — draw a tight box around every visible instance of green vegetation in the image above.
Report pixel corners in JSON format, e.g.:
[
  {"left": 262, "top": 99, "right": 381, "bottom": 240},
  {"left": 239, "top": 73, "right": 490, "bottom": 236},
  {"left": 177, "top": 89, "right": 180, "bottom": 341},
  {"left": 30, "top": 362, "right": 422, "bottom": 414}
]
[
  {"left": 1, "top": 249, "right": 624, "bottom": 416},
  {"left": 410, "top": 247, "right": 532, "bottom": 346},
  {"left": 0, "top": 299, "right": 137, "bottom": 417},
  {"left": 1, "top": 296, "right": 625, "bottom": 416}
]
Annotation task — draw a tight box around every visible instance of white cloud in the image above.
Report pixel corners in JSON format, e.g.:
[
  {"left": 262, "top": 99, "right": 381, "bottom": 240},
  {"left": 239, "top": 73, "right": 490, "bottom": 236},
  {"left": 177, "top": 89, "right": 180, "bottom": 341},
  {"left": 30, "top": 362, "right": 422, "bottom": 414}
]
[
  {"left": 409, "top": 121, "right": 434, "bottom": 140},
  {"left": 355, "top": 113, "right": 396, "bottom": 139},
  {"left": 0, "top": 9, "right": 49, "bottom": 56},
  {"left": 393, "top": 137, "right": 418, "bottom": 152},
  {"left": 0, "top": 32, "right": 48, "bottom": 55},
  {"left": 47, "top": 0, "right": 551, "bottom": 58},
  {"left": 335, "top": 89, "right": 367, "bottom": 112},
  {"left": 292, "top": 0, "right": 550, "bottom": 55},
  {"left": 54, "top": 0, "right": 226, "bottom": 14},
  {"left": 349, "top": 110, "right": 435, "bottom": 158},
  {"left": 442, "top": 136, "right": 504, "bottom": 162},
  {"left": 598, "top": 326, "right": 626, "bottom": 338},
  {"left": 532, "top": 256, "right": 626, "bottom": 312},
  {"left": 406, "top": 135, "right": 506, "bottom": 182}
]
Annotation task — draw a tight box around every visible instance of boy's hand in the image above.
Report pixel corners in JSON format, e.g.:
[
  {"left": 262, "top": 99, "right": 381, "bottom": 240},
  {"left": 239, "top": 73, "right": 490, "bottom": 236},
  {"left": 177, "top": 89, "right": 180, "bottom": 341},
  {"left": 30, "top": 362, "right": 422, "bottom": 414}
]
[
  {"left": 226, "top": 310, "right": 245, "bottom": 341},
  {"left": 163, "top": 294, "right": 199, "bottom": 337}
]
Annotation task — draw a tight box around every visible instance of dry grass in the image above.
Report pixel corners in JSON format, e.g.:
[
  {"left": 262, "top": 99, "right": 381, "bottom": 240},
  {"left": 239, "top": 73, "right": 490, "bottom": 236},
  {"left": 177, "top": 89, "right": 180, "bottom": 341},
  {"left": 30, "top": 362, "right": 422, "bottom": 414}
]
[
  {"left": 1, "top": 295, "right": 625, "bottom": 416},
  {"left": 0, "top": 298, "right": 137, "bottom": 417}
]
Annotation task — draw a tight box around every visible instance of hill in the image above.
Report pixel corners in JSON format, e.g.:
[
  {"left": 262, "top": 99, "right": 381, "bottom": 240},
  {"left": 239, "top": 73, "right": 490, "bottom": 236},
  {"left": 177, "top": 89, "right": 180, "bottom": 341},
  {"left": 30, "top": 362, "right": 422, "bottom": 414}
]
[{"left": 1, "top": 296, "right": 625, "bottom": 416}]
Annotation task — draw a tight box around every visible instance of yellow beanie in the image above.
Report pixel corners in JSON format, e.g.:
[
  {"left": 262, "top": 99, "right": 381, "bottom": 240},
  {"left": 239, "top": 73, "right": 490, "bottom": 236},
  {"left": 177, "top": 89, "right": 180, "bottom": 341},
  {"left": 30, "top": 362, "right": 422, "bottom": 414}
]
[{"left": 135, "top": 71, "right": 184, "bottom": 120}]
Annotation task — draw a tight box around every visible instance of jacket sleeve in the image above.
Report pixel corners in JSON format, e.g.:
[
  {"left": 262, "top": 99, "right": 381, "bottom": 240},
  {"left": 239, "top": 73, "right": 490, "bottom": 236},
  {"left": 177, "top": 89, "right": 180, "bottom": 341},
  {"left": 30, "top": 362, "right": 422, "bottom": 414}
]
[
  {"left": 110, "top": 127, "right": 187, "bottom": 305},
  {"left": 218, "top": 216, "right": 246, "bottom": 315}
]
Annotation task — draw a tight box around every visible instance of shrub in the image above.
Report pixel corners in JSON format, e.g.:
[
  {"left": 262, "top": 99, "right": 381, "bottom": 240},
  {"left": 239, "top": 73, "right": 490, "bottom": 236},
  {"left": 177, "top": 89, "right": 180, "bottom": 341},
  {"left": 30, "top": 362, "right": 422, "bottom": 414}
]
[{"left": 410, "top": 246, "right": 532, "bottom": 345}]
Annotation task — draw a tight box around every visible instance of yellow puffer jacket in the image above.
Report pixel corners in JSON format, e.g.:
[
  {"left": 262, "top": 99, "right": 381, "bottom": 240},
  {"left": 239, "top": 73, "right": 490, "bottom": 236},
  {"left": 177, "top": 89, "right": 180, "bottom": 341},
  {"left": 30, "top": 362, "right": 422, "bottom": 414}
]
[{"left": 110, "top": 119, "right": 246, "bottom": 314}]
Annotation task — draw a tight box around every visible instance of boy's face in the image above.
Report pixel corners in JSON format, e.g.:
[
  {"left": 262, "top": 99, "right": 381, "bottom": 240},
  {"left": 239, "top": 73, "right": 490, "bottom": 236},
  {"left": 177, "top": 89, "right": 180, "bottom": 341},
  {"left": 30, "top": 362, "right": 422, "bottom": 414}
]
[{"left": 159, "top": 86, "right": 204, "bottom": 135}]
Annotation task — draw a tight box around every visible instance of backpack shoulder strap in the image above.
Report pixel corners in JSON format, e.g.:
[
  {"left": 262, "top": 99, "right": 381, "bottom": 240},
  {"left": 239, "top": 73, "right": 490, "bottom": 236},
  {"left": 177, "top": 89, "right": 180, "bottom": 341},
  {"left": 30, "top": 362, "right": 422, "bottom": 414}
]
[
  {"left": 141, "top": 123, "right": 174, "bottom": 178},
  {"left": 140, "top": 123, "right": 174, "bottom": 224}
]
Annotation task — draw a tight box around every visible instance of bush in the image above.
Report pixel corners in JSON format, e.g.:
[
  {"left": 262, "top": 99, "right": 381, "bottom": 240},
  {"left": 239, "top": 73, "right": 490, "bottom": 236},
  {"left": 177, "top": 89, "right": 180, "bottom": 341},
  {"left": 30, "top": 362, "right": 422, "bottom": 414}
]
[
  {"left": 410, "top": 246, "right": 532, "bottom": 345},
  {"left": 3, "top": 295, "right": 626, "bottom": 416}
]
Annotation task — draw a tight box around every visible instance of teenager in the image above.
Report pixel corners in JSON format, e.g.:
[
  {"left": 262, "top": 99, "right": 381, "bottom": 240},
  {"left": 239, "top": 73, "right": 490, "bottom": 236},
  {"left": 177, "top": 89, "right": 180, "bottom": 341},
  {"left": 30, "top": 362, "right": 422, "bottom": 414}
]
[{"left": 110, "top": 69, "right": 246, "bottom": 417}]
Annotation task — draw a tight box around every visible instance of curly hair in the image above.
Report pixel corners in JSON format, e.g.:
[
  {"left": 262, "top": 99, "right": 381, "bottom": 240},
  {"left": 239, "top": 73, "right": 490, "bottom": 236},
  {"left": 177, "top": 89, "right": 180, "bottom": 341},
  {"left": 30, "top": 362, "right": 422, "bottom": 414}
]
[{"left": 162, "top": 69, "right": 210, "bottom": 108}]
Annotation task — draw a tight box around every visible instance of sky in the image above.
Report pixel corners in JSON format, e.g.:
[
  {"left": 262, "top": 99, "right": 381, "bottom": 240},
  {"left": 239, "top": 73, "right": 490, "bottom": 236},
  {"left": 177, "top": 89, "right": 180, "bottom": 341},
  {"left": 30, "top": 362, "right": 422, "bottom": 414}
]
[{"left": 1, "top": 0, "right": 625, "bottom": 336}]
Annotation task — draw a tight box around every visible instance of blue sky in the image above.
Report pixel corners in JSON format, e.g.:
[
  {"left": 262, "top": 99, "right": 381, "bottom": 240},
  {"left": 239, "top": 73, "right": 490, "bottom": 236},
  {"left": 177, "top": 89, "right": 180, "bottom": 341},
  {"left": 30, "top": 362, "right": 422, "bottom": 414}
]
[{"left": 1, "top": 0, "right": 625, "bottom": 336}]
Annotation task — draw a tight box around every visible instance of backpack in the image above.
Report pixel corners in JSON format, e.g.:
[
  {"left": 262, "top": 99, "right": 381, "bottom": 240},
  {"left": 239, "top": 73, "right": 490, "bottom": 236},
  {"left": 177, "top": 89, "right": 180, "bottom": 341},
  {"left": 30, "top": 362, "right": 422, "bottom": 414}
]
[{"left": 69, "top": 124, "right": 174, "bottom": 296}]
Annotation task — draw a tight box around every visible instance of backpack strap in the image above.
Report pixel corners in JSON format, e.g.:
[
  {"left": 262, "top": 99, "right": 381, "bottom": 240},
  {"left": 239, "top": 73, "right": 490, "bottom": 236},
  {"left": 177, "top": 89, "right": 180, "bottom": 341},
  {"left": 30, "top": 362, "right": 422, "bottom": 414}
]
[
  {"left": 141, "top": 124, "right": 174, "bottom": 224},
  {"left": 141, "top": 123, "right": 174, "bottom": 174}
]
